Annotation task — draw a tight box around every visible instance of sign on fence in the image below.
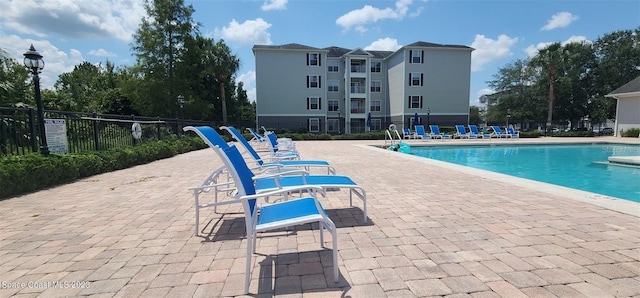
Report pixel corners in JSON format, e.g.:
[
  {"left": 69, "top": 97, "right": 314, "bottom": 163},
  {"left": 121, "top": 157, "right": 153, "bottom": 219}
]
[{"left": 44, "top": 119, "right": 69, "bottom": 154}]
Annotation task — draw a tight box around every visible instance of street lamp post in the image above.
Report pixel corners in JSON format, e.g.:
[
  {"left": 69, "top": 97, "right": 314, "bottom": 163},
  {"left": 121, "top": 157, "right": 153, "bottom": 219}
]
[
  {"left": 23, "top": 44, "right": 49, "bottom": 156},
  {"left": 177, "top": 94, "right": 185, "bottom": 135},
  {"left": 337, "top": 107, "right": 341, "bottom": 134},
  {"left": 506, "top": 108, "right": 511, "bottom": 128},
  {"left": 426, "top": 107, "right": 431, "bottom": 127}
]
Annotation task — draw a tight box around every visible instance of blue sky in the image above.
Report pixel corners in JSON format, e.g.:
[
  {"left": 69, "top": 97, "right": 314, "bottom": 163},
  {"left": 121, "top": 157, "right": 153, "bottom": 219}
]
[{"left": 1, "top": 0, "right": 638, "bottom": 106}]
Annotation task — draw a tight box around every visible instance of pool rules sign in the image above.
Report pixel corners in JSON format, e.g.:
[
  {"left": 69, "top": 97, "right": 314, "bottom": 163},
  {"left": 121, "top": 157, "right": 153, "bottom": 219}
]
[{"left": 44, "top": 119, "right": 69, "bottom": 154}]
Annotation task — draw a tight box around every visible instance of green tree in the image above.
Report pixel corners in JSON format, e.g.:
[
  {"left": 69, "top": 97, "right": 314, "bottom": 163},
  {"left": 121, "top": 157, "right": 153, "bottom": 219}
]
[
  {"left": 591, "top": 28, "right": 640, "bottom": 123},
  {"left": 469, "top": 106, "right": 481, "bottom": 125},
  {"left": 212, "top": 40, "right": 240, "bottom": 124},
  {"left": 131, "top": 0, "right": 198, "bottom": 117},
  {"left": 553, "top": 41, "right": 596, "bottom": 128},
  {"left": 0, "top": 53, "right": 31, "bottom": 107},
  {"left": 51, "top": 62, "right": 102, "bottom": 112},
  {"left": 529, "top": 42, "right": 564, "bottom": 130},
  {"left": 488, "top": 59, "right": 545, "bottom": 127}
]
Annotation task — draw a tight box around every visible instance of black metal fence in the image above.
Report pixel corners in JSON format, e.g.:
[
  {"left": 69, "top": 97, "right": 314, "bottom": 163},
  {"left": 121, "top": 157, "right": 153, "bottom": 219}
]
[{"left": 0, "top": 107, "right": 217, "bottom": 156}]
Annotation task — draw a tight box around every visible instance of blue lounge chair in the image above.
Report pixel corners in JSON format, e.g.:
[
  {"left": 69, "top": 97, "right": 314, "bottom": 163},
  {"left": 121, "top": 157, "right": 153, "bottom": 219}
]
[
  {"left": 265, "top": 131, "right": 299, "bottom": 159},
  {"left": 214, "top": 143, "right": 339, "bottom": 294},
  {"left": 221, "top": 126, "right": 336, "bottom": 174},
  {"left": 184, "top": 126, "right": 367, "bottom": 223},
  {"left": 468, "top": 125, "right": 491, "bottom": 139},
  {"left": 506, "top": 127, "right": 520, "bottom": 138},
  {"left": 246, "top": 127, "right": 269, "bottom": 150},
  {"left": 414, "top": 125, "right": 429, "bottom": 139},
  {"left": 429, "top": 125, "right": 451, "bottom": 139},
  {"left": 402, "top": 128, "right": 414, "bottom": 139},
  {"left": 454, "top": 125, "right": 474, "bottom": 139},
  {"left": 491, "top": 126, "right": 511, "bottom": 138}
]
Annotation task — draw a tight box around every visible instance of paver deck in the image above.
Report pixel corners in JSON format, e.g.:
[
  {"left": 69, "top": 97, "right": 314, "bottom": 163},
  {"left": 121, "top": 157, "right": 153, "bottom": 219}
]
[{"left": 1, "top": 137, "right": 639, "bottom": 297}]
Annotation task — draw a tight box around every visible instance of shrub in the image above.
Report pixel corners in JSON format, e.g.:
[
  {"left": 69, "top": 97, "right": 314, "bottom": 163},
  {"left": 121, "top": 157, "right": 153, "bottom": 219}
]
[
  {"left": 0, "top": 137, "right": 206, "bottom": 200},
  {"left": 551, "top": 131, "right": 595, "bottom": 137},
  {"left": 519, "top": 131, "right": 543, "bottom": 138},
  {"left": 621, "top": 128, "right": 640, "bottom": 138}
]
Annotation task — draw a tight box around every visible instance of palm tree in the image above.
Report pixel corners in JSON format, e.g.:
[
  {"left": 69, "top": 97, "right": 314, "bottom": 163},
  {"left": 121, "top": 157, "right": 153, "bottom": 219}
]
[
  {"left": 212, "top": 40, "right": 240, "bottom": 124},
  {"left": 530, "top": 42, "right": 564, "bottom": 130}
]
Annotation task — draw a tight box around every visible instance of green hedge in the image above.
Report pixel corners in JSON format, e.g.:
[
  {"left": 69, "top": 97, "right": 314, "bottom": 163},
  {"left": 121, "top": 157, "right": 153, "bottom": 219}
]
[
  {"left": 621, "top": 128, "right": 640, "bottom": 138},
  {"left": 551, "top": 131, "right": 595, "bottom": 137},
  {"left": 0, "top": 137, "right": 206, "bottom": 200}
]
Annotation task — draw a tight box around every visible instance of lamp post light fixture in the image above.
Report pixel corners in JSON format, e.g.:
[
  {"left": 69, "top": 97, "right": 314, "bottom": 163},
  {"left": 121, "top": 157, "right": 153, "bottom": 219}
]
[
  {"left": 23, "top": 44, "right": 49, "bottom": 156},
  {"left": 506, "top": 108, "right": 511, "bottom": 128},
  {"left": 177, "top": 94, "right": 185, "bottom": 135},
  {"left": 426, "top": 107, "right": 431, "bottom": 127}
]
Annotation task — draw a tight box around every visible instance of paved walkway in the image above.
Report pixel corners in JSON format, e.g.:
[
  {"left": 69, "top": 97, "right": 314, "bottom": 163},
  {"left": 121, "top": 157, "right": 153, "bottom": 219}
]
[{"left": 1, "top": 137, "right": 639, "bottom": 297}]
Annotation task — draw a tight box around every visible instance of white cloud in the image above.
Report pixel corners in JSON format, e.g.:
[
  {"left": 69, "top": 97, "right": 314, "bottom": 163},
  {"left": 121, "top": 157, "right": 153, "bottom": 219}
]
[
  {"left": 1, "top": 34, "right": 84, "bottom": 89},
  {"left": 236, "top": 70, "right": 256, "bottom": 102},
  {"left": 88, "top": 49, "right": 117, "bottom": 57},
  {"left": 364, "top": 38, "right": 402, "bottom": 51},
  {"left": 261, "top": 0, "right": 287, "bottom": 11},
  {"left": 472, "top": 88, "right": 494, "bottom": 106},
  {"left": 214, "top": 19, "right": 272, "bottom": 45},
  {"left": 541, "top": 12, "right": 579, "bottom": 31},
  {"left": 470, "top": 34, "right": 518, "bottom": 72},
  {"left": 524, "top": 35, "right": 591, "bottom": 57},
  {"left": 336, "top": 0, "right": 414, "bottom": 32},
  {"left": 0, "top": 0, "right": 144, "bottom": 41}
]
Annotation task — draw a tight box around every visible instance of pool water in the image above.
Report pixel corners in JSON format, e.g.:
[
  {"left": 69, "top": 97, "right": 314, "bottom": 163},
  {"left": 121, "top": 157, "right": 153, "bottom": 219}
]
[{"left": 408, "top": 143, "right": 640, "bottom": 203}]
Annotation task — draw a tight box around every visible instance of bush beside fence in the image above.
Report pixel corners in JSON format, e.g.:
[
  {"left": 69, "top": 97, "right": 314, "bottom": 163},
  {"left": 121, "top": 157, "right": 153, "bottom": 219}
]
[{"left": 0, "top": 136, "right": 206, "bottom": 200}]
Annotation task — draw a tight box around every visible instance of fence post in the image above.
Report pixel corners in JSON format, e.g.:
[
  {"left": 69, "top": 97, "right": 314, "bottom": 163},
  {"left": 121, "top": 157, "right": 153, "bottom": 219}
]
[
  {"left": 157, "top": 117, "right": 161, "bottom": 139},
  {"left": 92, "top": 112, "right": 100, "bottom": 151},
  {"left": 28, "top": 108, "right": 38, "bottom": 152}
]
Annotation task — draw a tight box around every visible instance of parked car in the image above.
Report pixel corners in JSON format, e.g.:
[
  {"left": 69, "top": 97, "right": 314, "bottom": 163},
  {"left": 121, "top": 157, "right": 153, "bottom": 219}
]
[{"left": 598, "top": 127, "right": 614, "bottom": 136}]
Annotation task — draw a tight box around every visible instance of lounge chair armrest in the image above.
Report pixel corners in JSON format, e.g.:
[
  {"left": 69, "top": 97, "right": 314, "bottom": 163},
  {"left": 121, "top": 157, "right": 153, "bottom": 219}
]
[
  {"left": 252, "top": 169, "right": 310, "bottom": 181},
  {"left": 240, "top": 185, "right": 325, "bottom": 200}
]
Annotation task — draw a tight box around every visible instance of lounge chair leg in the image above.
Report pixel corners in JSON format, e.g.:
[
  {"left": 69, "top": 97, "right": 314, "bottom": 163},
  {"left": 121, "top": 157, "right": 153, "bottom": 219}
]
[
  {"left": 194, "top": 191, "right": 200, "bottom": 236},
  {"left": 331, "top": 223, "right": 339, "bottom": 283},
  {"left": 244, "top": 233, "right": 254, "bottom": 294},
  {"left": 319, "top": 222, "right": 324, "bottom": 248}
]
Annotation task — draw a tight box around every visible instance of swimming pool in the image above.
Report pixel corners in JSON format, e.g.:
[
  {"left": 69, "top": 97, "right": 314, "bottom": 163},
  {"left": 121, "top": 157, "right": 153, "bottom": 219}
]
[{"left": 407, "top": 143, "right": 640, "bottom": 203}]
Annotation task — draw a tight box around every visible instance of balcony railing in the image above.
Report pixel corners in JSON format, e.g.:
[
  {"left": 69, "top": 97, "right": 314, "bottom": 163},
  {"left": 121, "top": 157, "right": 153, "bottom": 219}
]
[
  {"left": 350, "top": 87, "right": 366, "bottom": 93},
  {"left": 350, "top": 65, "right": 366, "bottom": 73}
]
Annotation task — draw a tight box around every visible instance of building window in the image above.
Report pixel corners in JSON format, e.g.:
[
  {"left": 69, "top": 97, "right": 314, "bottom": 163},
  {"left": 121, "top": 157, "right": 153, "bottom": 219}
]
[
  {"left": 371, "top": 61, "right": 381, "bottom": 72},
  {"left": 410, "top": 50, "right": 423, "bottom": 63},
  {"left": 328, "top": 119, "right": 339, "bottom": 132},
  {"left": 328, "top": 60, "right": 339, "bottom": 72},
  {"left": 307, "top": 97, "right": 321, "bottom": 110},
  {"left": 409, "top": 95, "right": 423, "bottom": 109},
  {"left": 309, "top": 118, "right": 320, "bottom": 132},
  {"left": 371, "top": 119, "right": 382, "bottom": 131},
  {"left": 307, "top": 53, "right": 321, "bottom": 66},
  {"left": 328, "top": 80, "right": 339, "bottom": 92},
  {"left": 370, "top": 81, "right": 381, "bottom": 93},
  {"left": 307, "top": 75, "right": 321, "bottom": 88},
  {"left": 410, "top": 72, "right": 423, "bottom": 86},
  {"left": 371, "top": 100, "right": 381, "bottom": 112},
  {"left": 328, "top": 99, "right": 339, "bottom": 111}
]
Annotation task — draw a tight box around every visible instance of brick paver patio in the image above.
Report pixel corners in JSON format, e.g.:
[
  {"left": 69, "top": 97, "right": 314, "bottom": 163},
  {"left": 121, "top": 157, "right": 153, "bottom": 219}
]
[{"left": 1, "top": 137, "right": 639, "bottom": 297}]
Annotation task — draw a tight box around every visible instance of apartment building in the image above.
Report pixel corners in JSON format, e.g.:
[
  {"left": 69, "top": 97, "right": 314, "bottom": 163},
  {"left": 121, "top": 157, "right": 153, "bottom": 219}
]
[{"left": 253, "top": 41, "right": 474, "bottom": 134}]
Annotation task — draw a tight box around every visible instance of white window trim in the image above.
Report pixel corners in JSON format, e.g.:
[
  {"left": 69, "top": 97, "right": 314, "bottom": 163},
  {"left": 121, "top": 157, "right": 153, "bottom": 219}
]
[
  {"left": 309, "top": 118, "right": 320, "bottom": 132},
  {"left": 328, "top": 80, "right": 339, "bottom": 93},
  {"left": 328, "top": 60, "right": 339, "bottom": 72},
  {"left": 308, "top": 53, "right": 320, "bottom": 66},
  {"left": 371, "top": 100, "right": 381, "bottom": 112},
  {"left": 371, "top": 80, "right": 381, "bottom": 93}
]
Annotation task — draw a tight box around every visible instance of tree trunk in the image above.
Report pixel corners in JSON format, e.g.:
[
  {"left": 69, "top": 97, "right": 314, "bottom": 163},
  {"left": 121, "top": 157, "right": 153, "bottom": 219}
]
[
  {"left": 546, "top": 66, "right": 556, "bottom": 129},
  {"left": 220, "top": 81, "right": 228, "bottom": 124}
]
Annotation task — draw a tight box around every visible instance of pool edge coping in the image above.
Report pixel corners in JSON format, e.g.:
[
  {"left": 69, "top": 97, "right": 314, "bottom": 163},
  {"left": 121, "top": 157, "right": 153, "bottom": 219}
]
[{"left": 359, "top": 143, "right": 640, "bottom": 218}]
